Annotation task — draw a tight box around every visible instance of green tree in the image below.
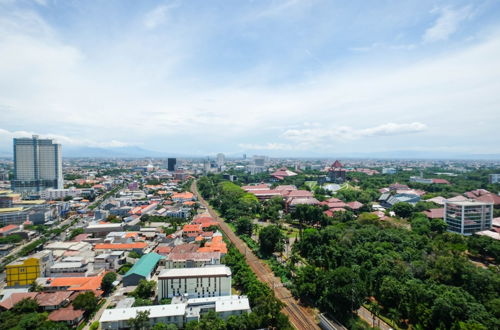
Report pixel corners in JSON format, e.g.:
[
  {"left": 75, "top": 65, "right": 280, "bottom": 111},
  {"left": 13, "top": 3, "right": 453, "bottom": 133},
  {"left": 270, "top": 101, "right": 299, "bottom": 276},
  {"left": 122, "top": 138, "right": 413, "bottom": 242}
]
[
  {"left": 235, "top": 216, "right": 253, "bottom": 236},
  {"left": 102, "top": 272, "right": 117, "bottom": 294},
  {"left": 73, "top": 291, "right": 98, "bottom": 314},
  {"left": 259, "top": 225, "right": 285, "bottom": 255},
  {"left": 128, "top": 310, "right": 151, "bottom": 330},
  {"left": 12, "top": 298, "right": 39, "bottom": 313},
  {"left": 392, "top": 202, "right": 415, "bottom": 218},
  {"left": 318, "top": 267, "right": 366, "bottom": 321},
  {"left": 132, "top": 280, "right": 156, "bottom": 299}
]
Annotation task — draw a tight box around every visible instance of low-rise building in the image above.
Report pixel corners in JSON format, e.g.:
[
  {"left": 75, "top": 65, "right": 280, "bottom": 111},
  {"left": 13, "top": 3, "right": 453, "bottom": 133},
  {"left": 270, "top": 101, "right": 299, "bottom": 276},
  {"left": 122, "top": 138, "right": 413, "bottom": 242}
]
[
  {"left": 122, "top": 253, "right": 163, "bottom": 286},
  {"left": 5, "top": 250, "right": 53, "bottom": 287},
  {"left": 99, "top": 295, "right": 250, "bottom": 329},
  {"left": 158, "top": 266, "right": 232, "bottom": 299}
]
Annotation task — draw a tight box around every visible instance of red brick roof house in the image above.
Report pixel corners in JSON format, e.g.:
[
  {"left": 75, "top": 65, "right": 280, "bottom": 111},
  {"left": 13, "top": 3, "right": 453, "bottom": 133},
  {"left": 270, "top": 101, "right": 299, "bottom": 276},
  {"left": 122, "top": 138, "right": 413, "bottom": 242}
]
[
  {"left": 422, "top": 208, "right": 444, "bottom": 219},
  {"left": 48, "top": 306, "right": 84, "bottom": 326},
  {"left": 35, "top": 291, "right": 73, "bottom": 311},
  {"left": 346, "top": 201, "right": 364, "bottom": 210},
  {"left": 271, "top": 167, "right": 297, "bottom": 181},
  {"left": 0, "top": 293, "right": 38, "bottom": 310}
]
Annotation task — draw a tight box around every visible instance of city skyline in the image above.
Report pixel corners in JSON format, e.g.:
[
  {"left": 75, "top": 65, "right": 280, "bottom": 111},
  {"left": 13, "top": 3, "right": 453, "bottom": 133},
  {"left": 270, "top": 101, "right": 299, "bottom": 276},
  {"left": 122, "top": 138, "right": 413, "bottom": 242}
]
[{"left": 1, "top": 0, "right": 500, "bottom": 157}]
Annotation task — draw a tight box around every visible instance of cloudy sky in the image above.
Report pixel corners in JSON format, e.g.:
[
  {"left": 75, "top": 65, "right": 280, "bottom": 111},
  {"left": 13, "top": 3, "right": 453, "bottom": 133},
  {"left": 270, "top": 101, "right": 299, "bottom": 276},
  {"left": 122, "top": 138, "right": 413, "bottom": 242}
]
[{"left": 1, "top": 0, "right": 499, "bottom": 157}]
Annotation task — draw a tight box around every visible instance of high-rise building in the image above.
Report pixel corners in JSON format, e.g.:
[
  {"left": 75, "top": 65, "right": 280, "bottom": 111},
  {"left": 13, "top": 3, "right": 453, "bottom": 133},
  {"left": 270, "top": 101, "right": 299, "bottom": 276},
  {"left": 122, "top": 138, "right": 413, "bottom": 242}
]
[
  {"left": 167, "top": 158, "right": 177, "bottom": 171},
  {"left": 216, "top": 153, "right": 225, "bottom": 167},
  {"left": 12, "top": 135, "right": 63, "bottom": 193},
  {"left": 444, "top": 199, "right": 493, "bottom": 235}
]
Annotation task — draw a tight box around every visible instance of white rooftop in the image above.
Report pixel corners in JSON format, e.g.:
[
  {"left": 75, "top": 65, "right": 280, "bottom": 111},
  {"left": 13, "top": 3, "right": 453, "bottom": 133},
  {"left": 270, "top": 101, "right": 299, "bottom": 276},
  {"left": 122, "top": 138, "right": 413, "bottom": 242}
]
[
  {"left": 445, "top": 199, "right": 493, "bottom": 206},
  {"left": 100, "top": 304, "right": 186, "bottom": 323},
  {"left": 159, "top": 266, "right": 231, "bottom": 278}
]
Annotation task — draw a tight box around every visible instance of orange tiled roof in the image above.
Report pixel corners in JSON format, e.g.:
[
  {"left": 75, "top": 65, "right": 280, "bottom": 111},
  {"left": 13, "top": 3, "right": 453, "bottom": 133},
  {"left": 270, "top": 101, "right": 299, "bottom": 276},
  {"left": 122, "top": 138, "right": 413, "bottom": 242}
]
[
  {"left": 49, "top": 275, "right": 103, "bottom": 291},
  {"left": 172, "top": 192, "right": 194, "bottom": 199},
  {"left": 0, "top": 224, "right": 18, "bottom": 233},
  {"left": 183, "top": 224, "right": 202, "bottom": 232}
]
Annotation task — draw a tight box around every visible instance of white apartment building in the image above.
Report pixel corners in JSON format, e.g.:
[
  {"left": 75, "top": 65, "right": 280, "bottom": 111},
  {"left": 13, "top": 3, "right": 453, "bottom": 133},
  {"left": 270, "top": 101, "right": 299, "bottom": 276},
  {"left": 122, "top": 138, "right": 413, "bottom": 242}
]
[
  {"left": 158, "top": 266, "right": 231, "bottom": 299},
  {"left": 12, "top": 135, "right": 63, "bottom": 193},
  {"left": 40, "top": 188, "right": 82, "bottom": 200},
  {"left": 444, "top": 199, "right": 493, "bottom": 235},
  {"left": 99, "top": 295, "right": 250, "bottom": 330}
]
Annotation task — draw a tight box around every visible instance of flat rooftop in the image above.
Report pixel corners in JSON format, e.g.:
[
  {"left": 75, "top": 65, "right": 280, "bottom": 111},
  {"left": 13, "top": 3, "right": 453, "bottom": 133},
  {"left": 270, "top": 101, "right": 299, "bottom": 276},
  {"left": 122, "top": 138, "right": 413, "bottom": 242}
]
[{"left": 159, "top": 266, "right": 231, "bottom": 279}]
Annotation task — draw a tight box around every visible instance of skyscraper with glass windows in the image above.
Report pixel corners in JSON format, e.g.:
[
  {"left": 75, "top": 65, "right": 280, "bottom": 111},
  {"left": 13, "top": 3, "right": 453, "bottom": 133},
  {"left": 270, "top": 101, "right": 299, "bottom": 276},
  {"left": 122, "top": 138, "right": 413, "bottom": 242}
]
[{"left": 12, "top": 135, "right": 63, "bottom": 193}]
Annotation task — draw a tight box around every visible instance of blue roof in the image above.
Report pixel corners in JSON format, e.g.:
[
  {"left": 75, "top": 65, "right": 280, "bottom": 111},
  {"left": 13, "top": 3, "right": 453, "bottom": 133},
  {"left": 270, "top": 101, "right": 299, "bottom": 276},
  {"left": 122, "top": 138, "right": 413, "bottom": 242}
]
[{"left": 124, "top": 252, "right": 163, "bottom": 278}]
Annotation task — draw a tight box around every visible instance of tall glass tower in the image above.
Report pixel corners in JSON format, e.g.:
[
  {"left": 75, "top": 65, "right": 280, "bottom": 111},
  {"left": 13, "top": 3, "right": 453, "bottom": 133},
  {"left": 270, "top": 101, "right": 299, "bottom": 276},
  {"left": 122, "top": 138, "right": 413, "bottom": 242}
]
[{"left": 12, "top": 135, "right": 63, "bottom": 193}]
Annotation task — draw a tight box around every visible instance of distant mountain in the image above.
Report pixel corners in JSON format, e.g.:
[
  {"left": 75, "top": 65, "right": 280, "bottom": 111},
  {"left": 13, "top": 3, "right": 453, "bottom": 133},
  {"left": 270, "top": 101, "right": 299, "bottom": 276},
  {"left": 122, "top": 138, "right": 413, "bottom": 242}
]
[{"left": 62, "top": 146, "right": 169, "bottom": 158}]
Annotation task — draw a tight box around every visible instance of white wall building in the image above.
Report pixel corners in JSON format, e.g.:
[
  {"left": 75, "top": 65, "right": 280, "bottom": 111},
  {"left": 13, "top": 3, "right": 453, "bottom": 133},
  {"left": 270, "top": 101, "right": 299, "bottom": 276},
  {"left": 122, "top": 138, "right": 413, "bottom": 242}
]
[
  {"left": 40, "top": 188, "right": 82, "bottom": 200},
  {"left": 444, "top": 199, "right": 493, "bottom": 235},
  {"left": 158, "top": 266, "right": 231, "bottom": 299},
  {"left": 99, "top": 295, "right": 250, "bottom": 330}
]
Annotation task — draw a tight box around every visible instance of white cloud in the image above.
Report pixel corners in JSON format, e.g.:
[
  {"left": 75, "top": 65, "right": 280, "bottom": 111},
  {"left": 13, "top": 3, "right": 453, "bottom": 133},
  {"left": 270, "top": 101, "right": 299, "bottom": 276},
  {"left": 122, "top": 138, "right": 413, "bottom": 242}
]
[
  {"left": 143, "top": 3, "right": 177, "bottom": 29},
  {"left": 239, "top": 143, "right": 294, "bottom": 151},
  {"left": 0, "top": 128, "right": 133, "bottom": 149},
  {"left": 0, "top": 4, "right": 499, "bottom": 155},
  {"left": 423, "top": 6, "right": 473, "bottom": 43}
]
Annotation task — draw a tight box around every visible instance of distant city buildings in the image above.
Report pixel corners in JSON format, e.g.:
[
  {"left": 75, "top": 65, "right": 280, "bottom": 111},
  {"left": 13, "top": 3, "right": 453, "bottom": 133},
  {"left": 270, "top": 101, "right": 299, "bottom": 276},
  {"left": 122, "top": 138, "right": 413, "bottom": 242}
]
[
  {"left": 444, "top": 199, "right": 493, "bottom": 235},
  {"left": 12, "top": 135, "right": 63, "bottom": 193}
]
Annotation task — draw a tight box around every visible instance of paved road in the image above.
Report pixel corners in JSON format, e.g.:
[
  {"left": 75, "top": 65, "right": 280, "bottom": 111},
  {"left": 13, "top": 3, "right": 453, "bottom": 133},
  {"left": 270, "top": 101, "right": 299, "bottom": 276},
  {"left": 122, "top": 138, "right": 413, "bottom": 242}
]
[
  {"left": 356, "top": 306, "right": 393, "bottom": 330},
  {"left": 192, "top": 181, "right": 321, "bottom": 330}
]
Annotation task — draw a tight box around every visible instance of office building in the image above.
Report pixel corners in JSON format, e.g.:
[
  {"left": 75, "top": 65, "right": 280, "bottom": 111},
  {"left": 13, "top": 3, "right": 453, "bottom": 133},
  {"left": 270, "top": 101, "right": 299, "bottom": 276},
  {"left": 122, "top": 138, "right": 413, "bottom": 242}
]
[
  {"left": 12, "top": 135, "right": 63, "bottom": 193},
  {"left": 167, "top": 158, "right": 177, "bottom": 172},
  {"left": 158, "top": 266, "right": 231, "bottom": 299},
  {"left": 444, "top": 199, "right": 493, "bottom": 235}
]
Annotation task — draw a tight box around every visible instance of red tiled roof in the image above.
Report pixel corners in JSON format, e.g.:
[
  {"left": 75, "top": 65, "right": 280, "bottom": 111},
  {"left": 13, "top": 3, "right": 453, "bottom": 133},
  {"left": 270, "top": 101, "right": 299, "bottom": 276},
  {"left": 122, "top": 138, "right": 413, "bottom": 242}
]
[
  {"left": 432, "top": 178, "right": 450, "bottom": 184},
  {"left": 474, "top": 193, "right": 500, "bottom": 205},
  {"left": 0, "top": 293, "right": 38, "bottom": 310},
  {"left": 171, "top": 243, "right": 199, "bottom": 253},
  {"left": 192, "top": 217, "right": 215, "bottom": 224},
  {"left": 155, "top": 246, "right": 173, "bottom": 255},
  {"left": 332, "top": 160, "right": 343, "bottom": 168},
  {"left": 48, "top": 306, "right": 84, "bottom": 322},
  {"left": 284, "top": 190, "right": 313, "bottom": 198},
  {"left": 35, "top": 291, "right": 72, "bottom": 307},
  {"left": 0, "top": 224, "right": 18, "bottom": 233},
  {"left": 183, "top": 224, "right": 202, "bottom": 233},
  {"left": 423, "top": 208, "right": 444, "bottom": 219},
  {"left": 346, "top": 201, "right": 364, "bottom": 210}
]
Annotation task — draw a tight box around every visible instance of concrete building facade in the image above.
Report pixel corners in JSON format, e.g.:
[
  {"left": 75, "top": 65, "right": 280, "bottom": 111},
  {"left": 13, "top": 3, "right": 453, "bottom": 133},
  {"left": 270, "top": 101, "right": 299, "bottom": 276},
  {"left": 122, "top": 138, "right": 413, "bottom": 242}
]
[
  {"left": 444, "top": 199, "right": 493, "bottom": 235},
  {"left": 12, "top": 135, "right": 63, "bottom": 193},
  {"left": 158, "top": 266, "right": 231, "bottom": 299}
]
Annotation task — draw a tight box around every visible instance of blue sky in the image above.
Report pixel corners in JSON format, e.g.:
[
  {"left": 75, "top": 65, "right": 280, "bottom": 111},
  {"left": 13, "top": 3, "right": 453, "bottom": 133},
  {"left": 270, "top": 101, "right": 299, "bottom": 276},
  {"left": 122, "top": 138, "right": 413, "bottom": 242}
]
[{"left": 0, "top": 0, "right": 500, "bottom": 157}]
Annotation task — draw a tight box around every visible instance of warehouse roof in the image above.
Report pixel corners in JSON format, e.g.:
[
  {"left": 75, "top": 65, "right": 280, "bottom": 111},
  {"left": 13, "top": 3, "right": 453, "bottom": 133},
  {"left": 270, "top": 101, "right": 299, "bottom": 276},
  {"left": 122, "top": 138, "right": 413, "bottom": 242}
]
[{"left": 124, "top": 252, "right": 163, "bottom": 278}]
